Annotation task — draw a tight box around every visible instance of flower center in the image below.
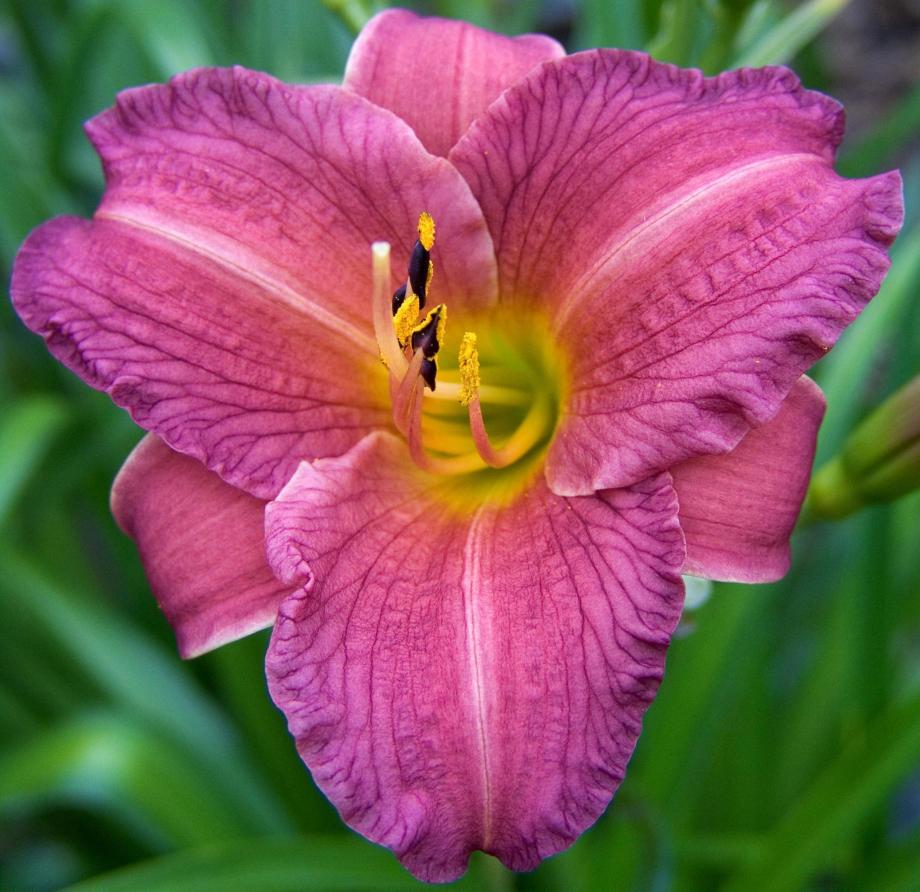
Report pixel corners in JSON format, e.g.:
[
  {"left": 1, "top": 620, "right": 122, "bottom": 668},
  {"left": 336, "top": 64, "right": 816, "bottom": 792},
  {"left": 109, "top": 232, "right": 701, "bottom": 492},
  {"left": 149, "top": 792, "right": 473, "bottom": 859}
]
[{"left": 370, "top": 213, "right": 564, "bottom": 501}]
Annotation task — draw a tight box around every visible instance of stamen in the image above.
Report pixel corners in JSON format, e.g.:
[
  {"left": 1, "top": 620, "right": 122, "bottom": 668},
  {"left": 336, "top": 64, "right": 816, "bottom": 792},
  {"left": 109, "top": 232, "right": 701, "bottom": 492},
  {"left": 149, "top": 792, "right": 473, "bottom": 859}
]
[
  {"left": 420, "top": 357, "right": 438, "bottom": 391},
  {"left": 408, "top": 212, "right": 435, "bottom": 308},
  {"left": 371, "top": 242, "right": 408, "bottom": 375},
  {"left": 393, "top": 289, "right": 420, "bottom": 347},
  {"left": 391, "top": 283, "right": 408, "bottom": 315},
  {"left": 411, "top": 304, "right": 447, "bottom": 358},
  {"left": 392, "top": 348, "right": 425, "bottom": 434},
  {"left": 418, "top": 212, "right": 435, "bottom": 251}
]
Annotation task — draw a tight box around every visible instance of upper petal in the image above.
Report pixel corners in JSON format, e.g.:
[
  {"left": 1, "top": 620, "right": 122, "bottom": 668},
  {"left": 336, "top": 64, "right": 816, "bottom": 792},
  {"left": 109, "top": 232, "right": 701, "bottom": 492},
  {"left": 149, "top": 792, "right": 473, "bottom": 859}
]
[
  {"left": 87, "top": 69, "right": 497, "bottom": 320},
  {"left": 265, "top": 433, "right": 684, "bottom": 882},
  {"left": 449, "top": 51, "right": 902, "bottom": 495},
  {"left": 12, "top": 69, "right": 498, "bottom": 498},
  {"left": 343, "top": 9, "right": 564, "bottom": 158},
  {"left": 673, "top": 376, "right": 825, "bottom": 583},
  {"left": 111, "top": 434, "right": 287, "bottom": 658},
  {"left": 450, "top": 51, "right": 848, "bottom": 307}
]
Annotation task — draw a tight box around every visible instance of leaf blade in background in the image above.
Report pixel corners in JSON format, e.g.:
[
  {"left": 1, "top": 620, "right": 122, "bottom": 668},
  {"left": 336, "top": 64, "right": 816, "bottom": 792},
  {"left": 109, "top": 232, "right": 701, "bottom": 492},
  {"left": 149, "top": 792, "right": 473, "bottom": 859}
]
[
  {"left": 0, "top": 396, "right": 68, "bottom": 528},
  {"left": 0, "top": 713, "right": 256, "bottom": 849},
  {"left": 733, "top": 0, "right": 850, "bottom": 67},
  {"left": 723, "top": 693, "right": 920, "bottom": 892},
  {"left": 0, "top": 551, "right": 292, "bottom": 835},
  {"left": 62, "top": 836, "right": 484, "bottom": 892}
]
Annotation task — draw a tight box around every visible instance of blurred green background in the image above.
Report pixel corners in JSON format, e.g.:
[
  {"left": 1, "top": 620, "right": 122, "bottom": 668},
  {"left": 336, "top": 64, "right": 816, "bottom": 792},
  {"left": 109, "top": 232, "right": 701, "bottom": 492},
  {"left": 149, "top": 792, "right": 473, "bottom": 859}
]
[{"left": 2, "top": 1, "right": 919, "bottom": 889}]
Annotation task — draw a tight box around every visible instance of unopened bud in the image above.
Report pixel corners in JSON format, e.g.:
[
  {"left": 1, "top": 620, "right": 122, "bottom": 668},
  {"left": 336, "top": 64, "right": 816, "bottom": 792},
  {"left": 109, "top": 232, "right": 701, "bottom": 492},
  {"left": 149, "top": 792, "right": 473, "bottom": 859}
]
[{"left": 809, "top": 374, "right": 920, "bottom": 519}]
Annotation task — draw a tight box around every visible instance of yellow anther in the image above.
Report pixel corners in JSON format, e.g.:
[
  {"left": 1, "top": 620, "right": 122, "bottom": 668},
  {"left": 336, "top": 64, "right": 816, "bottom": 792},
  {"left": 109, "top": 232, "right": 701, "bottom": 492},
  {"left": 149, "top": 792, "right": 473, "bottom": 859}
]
[
  {"left": 458, "top": 332, "right": 480, "bottom": 407},
  {"left": 409, "top": 304, "right": 447, "bottom": 353},
  {"left": 393, "top": 291, "right": 419, "bottom": 346},
  {"left": 418, "top": 212, "right": 435, "bottom": 251},
  {"left": 435, "top": 303, "right": 447, "bottom": 348},
  {"left": 426, "top": 258, "right": 435, "bottom": 292}
]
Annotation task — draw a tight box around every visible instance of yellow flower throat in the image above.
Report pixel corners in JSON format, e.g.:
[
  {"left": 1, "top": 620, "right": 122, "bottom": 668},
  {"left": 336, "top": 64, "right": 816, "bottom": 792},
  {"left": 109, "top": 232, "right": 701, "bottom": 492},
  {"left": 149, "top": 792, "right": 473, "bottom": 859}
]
[{"left": 371, "top": 212, "right": 565, "bottom": 502}]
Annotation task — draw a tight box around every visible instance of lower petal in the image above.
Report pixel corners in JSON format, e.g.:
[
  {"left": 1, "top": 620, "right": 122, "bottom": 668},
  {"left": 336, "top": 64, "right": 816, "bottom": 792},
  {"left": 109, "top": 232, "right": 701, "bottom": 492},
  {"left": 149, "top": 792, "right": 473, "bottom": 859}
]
[
  {"left": 112, "top": 434, "right": 288, "bottom": 658},
  {"left": 672, "top": 376, "right": 825, "bottom": 582},
  {"left": 265, "top": 433, "right": 684, "bottom": 881}
]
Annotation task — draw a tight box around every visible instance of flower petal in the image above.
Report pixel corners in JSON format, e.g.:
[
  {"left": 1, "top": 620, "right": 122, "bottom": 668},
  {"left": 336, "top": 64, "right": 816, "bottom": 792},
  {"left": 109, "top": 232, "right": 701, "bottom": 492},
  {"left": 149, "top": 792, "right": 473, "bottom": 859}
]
[
  {"left": 449, "top": 51, "right": 901, "bottom": 495},
  {"left": 111, "top": 434, "right": 286, "bottom": 658},
  {"left": 672, "top": 376, "right": 825, "bottom": 583},
  {"left": 343, "top": 9, "right": 564, "bottom": 158},
  {"left": 450, "top": 51, "right": 846, "bottom": 305},
  {"left": 12, "top": 69, "right": 497, "bottom": 498},
  {"left": 265, "top": 433, "right": 684, "bottom": 881}
]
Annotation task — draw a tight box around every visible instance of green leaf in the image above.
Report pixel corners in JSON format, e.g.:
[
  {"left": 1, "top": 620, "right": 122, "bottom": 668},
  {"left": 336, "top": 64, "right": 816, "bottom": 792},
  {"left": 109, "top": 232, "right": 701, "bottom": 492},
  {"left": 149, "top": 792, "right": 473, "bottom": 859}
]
[
  {"left": 647, "top": 0, "right": 708, "bottom": 66},
  {"left": 839, "top": 82, "right": 920, "bottom": 179},
  {"left": 732, "top": 0, "right": 850, "bottom": 67},
  {"left": 638, "top": 583, "right": 770, "bottom": 820},
  {"left": 0, "top": 713, "right": 255, "bottom": 848},
  {"left": 98, "top": 0, "right": 216, "bottom": 75},
  {"left": 722, "top": 692, "right": 920, "bottom": 892},
  {"left": 233, "top": 0, "right": 352, "bottom": 81},
  {"left": 0, "top": 396, "right": 68, "bottom": 527},
  {"left": 847, "top": 831, "right": 920, "bottom": 892},
  {"left": 572, "top": 0, "right": 648, "bottom": 50},
  {"left": 62, "top": 836, "right": 484, "bottom": 891},
  {"left": 0, "top": 551, "right": 291, "bottom": 833}
]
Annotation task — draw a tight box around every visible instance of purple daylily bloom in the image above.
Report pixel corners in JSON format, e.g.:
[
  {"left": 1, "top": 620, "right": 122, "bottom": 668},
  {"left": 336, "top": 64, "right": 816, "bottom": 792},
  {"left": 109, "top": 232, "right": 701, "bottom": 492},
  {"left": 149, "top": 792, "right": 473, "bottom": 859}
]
[{"left": 10, "top": 8, "right": 902, "bottom": 883}]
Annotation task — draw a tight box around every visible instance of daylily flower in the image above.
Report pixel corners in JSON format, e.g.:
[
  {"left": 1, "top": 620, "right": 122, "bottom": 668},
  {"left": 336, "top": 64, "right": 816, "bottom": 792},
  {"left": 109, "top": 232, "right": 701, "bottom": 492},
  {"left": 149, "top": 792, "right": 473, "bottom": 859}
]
[{"left": 10, "top": 8, "right": 902, "bottom": 882}]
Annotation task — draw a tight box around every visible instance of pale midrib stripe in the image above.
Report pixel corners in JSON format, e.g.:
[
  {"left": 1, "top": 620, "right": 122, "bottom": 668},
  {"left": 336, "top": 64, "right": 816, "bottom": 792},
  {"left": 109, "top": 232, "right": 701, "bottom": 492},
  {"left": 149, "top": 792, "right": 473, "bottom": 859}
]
[
  {"left": 557, "top": 152, "right": 821, "bottom": 326},
  {"left": 97, "top": 208, "right": 378, "bottom": 355},
  {"left": 461, "top": 507, "right": 493, "bottom": 848}
]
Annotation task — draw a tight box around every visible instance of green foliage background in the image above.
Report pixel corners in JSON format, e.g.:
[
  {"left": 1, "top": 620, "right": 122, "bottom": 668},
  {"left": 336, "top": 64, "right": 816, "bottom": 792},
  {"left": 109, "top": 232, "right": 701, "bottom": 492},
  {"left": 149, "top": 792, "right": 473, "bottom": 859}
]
[{"left": 1, "top": 1, "right": 919, "bottom": 890}]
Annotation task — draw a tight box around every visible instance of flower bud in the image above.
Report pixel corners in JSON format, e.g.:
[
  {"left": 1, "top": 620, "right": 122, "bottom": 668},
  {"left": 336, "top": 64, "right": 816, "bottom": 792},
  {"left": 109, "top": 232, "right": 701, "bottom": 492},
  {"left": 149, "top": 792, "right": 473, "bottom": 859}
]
[{"left": 809, "top": 374, "right": 920, "bottom": 519}]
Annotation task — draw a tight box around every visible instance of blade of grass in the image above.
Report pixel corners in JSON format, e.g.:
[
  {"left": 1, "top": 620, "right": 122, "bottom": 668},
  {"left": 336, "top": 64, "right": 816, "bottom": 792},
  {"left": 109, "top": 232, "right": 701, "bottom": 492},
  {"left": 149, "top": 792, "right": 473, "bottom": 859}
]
[
  {"left": 845, "top": 830, "right": 920, "bottom": 892},
  {"left": 319, "top": 0, "right": 373, "bottom": 34},
  {"left": 638, "top": 583, "right": 770, "bottom": 818},
  {"left": 106, "top": 0, "right": 216, "bottom": 75},
  {"left": 203, "top": 635, "right": 334, "bottom": 830}
]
